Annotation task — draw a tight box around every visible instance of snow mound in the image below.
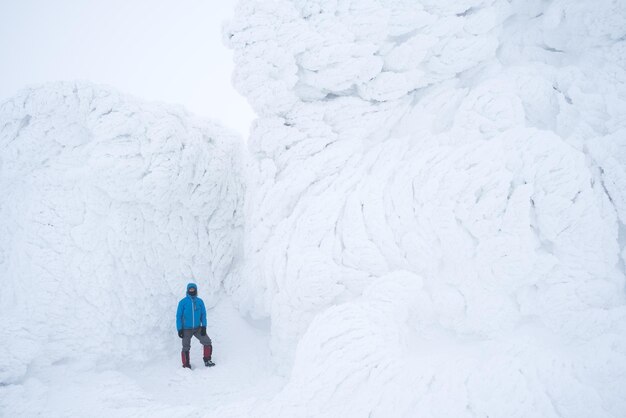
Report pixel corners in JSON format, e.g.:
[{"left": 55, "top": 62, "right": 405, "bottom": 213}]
[
  {"left": 0, "top": 82, "right": 243, "bottom": 385},
  {"left": 224, "top": 0, "right": 626, "bottom": 416}
]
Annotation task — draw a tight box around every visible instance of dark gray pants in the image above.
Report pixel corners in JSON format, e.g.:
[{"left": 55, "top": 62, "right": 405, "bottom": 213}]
[{"left": 182, "top": 327, "right": 212, "bottom": 352}]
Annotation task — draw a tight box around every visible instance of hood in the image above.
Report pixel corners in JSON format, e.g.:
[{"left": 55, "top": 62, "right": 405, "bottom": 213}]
[{"left": 186, "top": 282, "right": 198, "bottom": 295}]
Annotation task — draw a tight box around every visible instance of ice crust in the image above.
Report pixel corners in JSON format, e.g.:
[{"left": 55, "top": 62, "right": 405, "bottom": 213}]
[
  {"left": 222, "top": 0, "right": 626, "bottom": 416},
  {"left": 0, "top": 82, "right": 243, "bottom": 385}
]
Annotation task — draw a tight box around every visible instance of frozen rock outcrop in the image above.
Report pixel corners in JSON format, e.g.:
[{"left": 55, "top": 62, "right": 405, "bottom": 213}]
[
  {"left": 0, "top": 82, "right": 243, "bottom": 384},
  {"left": 224, "top": 0, "right": 626, "bottom": 416}
]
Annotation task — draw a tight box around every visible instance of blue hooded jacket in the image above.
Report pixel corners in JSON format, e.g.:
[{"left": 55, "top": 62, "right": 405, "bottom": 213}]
[{"left": 176, "top": 283, "right": 207, "bottom": 331}]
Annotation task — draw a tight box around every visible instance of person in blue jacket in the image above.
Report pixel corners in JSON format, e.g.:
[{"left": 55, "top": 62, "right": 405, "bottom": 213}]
[{"left": 176, "top": 283, "right": 215, "bottom": 368}]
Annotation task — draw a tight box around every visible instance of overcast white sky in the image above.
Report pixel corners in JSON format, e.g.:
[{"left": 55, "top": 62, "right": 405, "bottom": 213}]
[{"left": 0, "top": 0, "right": 256, "bottom": 137}]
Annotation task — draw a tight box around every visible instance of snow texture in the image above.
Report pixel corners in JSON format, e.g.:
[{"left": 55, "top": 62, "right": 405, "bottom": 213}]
[
  {"left": 1, "top": 0, "right": 626, "bottom": 416},
  {"left": 222, "top": 0, "right": 626, "bottom": 416},
  {"left": 0, "top": 82, "right": 243, "bottom": 386}
]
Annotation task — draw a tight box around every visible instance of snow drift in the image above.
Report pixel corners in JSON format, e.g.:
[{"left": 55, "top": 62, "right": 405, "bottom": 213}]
[
  {"left": 223, "top": 0, "right": 626, "bottom": 416},
  {"left": 0, "top": 82, "right": 243, "bottom": 384}
]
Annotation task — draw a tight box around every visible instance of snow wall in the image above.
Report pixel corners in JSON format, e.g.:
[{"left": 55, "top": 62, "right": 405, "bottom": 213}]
[
  {"left": 0, "top": 82, "right": 243, "bottom": 384},
  {"left": 224, "top": 0, "right": 626, "bottom": 416}
]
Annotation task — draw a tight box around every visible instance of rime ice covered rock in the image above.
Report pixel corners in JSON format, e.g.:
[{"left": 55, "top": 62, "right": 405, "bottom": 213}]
[
  {"left": 0, "top": 82, "right": 243, "bottom": 384},
  {"left": 224, "top": 0, "right": 626, "bottom": 416}
]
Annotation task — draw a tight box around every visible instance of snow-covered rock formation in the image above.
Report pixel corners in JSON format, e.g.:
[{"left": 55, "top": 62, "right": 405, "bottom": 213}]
[
  {"left": 0, "top": 82, "right": 243, "bottom": 384},
  {"left": 224, "top": 0, "right": 626, "bottom": 416},
  {"left": 1, "top": 1, "right": 625, "bottom": 416}
]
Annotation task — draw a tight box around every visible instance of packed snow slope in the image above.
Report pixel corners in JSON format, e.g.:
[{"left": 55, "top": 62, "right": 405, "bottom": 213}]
[
  {"left": 0, "top": 82, "right": 243, "bottom": 386},
  {"left": 223, "top": 0, "right": 626, "bottom": 416}
]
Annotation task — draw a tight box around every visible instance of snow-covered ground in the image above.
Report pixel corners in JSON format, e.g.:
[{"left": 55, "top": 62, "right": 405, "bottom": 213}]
[
  {"left": 1, "top": 0, "right": 626, "bottom": 417},
  {"left": 0, "top": 297, "right": 282, "bottom": 417}
]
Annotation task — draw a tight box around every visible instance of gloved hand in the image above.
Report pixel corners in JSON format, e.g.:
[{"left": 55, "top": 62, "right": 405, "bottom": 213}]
[
  {"left": 200, "top": 326, "right": 207, "bottom": 336},
  {"left": 178, "top": 329, "right": 184, "bottom": 338}
]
